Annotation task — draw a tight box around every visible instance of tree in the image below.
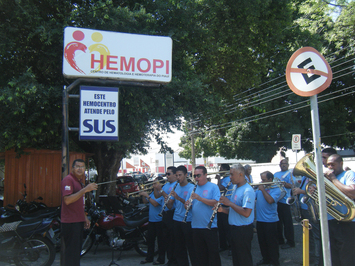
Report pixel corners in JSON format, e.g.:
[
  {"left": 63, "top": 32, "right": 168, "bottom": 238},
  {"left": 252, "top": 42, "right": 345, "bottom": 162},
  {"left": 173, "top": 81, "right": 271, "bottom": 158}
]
[
  {"left": 178, "top": 0, "right": 355, "bottom": 163},
  {"left": 1, "top": 0, "right": 311, "bottom": 193}
]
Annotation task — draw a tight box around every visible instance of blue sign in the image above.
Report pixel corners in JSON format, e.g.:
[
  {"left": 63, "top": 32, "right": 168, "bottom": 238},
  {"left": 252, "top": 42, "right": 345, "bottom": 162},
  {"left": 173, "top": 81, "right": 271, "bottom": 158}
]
[{"left": 79, "top": 86, "right": 119, "bottom": 141}]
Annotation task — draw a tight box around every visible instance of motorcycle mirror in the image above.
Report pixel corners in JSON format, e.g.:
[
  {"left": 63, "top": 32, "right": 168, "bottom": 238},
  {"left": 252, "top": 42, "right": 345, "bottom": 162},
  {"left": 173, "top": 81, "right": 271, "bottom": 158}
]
[{"left": 38, "top": 196, "right": 43, "bottom": 200}]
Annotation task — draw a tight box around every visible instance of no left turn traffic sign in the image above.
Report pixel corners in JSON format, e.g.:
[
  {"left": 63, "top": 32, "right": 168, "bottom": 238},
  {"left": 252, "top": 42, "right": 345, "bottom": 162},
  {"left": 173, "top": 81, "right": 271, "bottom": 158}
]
[{"left": 286, "top": 47, "right": 332, "bottom": 97}]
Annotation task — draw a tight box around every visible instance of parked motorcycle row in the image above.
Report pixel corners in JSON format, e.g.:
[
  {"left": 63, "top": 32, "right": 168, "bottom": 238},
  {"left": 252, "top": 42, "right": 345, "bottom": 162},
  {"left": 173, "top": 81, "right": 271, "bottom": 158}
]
[{"left": 0, "top": 184, "right": 156, "bottom": 265}]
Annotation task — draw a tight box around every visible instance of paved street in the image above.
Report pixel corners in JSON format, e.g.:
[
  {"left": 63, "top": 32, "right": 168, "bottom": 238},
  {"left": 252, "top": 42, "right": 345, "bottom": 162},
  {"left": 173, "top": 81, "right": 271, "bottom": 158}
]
[{"left": 51, "top": 219, "right": 307, "bottom": 266}]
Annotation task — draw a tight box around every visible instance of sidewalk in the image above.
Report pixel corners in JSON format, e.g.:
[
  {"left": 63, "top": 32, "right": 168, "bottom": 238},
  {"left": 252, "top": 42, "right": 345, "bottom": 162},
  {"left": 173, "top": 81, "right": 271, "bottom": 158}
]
[{"left": 52, "top": 219, "right": 306, "bottom": 266}]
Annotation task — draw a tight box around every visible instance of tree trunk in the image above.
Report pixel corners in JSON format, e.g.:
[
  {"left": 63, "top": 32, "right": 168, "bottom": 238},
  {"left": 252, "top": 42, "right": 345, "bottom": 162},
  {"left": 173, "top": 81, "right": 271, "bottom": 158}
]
[{"left": 92, "top": 143, "right": 124, "bottom": 198}]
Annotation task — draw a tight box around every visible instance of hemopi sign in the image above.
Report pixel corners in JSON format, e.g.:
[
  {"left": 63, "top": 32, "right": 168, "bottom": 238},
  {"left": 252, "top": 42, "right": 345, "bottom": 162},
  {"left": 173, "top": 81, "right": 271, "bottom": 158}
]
[
  {"left": 63, "top": 27, "right": 173, "bottom": 83},
  {"left": 79, "top": 86, "right": 119, "bottom": 141}
]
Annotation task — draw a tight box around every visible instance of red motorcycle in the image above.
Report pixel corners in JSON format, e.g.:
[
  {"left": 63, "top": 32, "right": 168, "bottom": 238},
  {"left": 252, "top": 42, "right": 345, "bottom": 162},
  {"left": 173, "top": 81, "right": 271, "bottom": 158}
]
[{"left": 81, "top": 196, "right": 157, "bottom": 257}]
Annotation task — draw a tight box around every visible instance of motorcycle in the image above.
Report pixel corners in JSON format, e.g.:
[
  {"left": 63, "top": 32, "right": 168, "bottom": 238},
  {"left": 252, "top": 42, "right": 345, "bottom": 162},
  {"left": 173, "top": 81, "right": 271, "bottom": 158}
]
[
  {"left": 81, "top": 196, "right": 158, "bottom": 258},
  {"left": 16, "top": 184, "right": 47, "bottom": 214},
  {"left": 0, "top": 217, "right": 56, "bottom": 266}
]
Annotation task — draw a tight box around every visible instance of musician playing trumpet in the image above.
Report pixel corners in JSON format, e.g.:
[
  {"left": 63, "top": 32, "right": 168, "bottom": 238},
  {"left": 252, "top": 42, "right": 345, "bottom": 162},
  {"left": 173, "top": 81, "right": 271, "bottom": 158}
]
[
  {"left": 218, "top": 164, "right": 255, "bottom": 266},
  {"left": 323, "top": 154, "right": 355, "bottom": 266},
  {"left": 154, "top": 166, "right": 178, "bottom": 266},
  {"left": 165, "top": 165, "right": 198, "bottom": 266},
  {"left": 184, "top": 166, "right": 221, "bottom": 266}
]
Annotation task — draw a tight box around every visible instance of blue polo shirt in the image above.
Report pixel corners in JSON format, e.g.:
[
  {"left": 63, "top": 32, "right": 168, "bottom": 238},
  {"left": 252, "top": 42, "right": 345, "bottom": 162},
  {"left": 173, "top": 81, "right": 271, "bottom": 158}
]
[{"left": 228, "top": 183, "right": 255, "bottom": 226}]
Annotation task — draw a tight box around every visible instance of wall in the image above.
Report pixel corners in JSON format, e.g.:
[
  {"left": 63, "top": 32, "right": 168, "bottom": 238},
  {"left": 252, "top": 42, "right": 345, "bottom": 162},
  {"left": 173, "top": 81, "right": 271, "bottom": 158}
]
[{"left": 4, "top": 149, "right": 88, "bottom": 207}]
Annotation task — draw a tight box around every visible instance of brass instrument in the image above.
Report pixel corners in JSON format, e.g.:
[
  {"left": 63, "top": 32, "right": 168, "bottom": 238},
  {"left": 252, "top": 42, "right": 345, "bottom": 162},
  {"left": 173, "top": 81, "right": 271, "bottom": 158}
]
[
  {"left": 286, "top": 174, "right": 302, "bottom": 222},
  {"left": 293, "top": 153, "right": 355, "bottom": 222},
  {"left": 300, "top": 194, "right": 319, "bottom": 223},
  {"left": 251, "top": 179, "right": 286, "bottom": 202},
  {"left": 126, "top": 180, "right": 167, "bottom": 197}
]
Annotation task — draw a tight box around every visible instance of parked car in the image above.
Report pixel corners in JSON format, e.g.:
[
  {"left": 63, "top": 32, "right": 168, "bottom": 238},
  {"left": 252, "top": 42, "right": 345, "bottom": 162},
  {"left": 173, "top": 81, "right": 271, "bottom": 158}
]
[
  {"left": 132, "top": 174, "right": 148, "bottom": 184},
  {"left": 116, "top": 176, "right": 139, "bottom": 195}
]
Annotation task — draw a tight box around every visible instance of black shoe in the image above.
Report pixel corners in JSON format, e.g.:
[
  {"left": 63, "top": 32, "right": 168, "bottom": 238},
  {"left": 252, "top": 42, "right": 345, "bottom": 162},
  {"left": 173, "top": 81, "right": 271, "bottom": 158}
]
[
  {"left": 281, "top": 243, "right": 295, "bottom": 249},
  {"left": 153, "top": 261, "right": 164, "bottom": 265},
  {"left": 140, "top": 260, "right": 153, "bottom": 264},
  {"left": 256, "top": 259, "right": 270, "bottom": 265}
]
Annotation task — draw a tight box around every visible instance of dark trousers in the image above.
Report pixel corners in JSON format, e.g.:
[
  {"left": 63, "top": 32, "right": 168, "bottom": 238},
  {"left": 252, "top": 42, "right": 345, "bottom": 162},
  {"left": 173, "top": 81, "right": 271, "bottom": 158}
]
[
  {"left": 162, "top": 209, "right": 176, "bottom": 263},
  {"left": 173, "top": 221, "right": 199, "bottom": 266},
  {"left": 217, "top": 211, "right": 231, "bottom": 249},
  {"left": 192, "top": 228, "right": 221, "bottom": 266},
  {"left": 326, "top": 220, "right": 355, "bottom": 266},
  {"left": 277, "top": 202, "right": 295, "bottom": 245},
  {"left": 230, "top": 224, "right": 254, "bottom": 266},
  {"left": 256, "top": 221, "right": 279, "bottom": 266},
  {"left": 146, "top": 221, "right": 165, "bottom": 263},
  {"left": 61, "top": 222, "right": 84, "bottom": 266}
]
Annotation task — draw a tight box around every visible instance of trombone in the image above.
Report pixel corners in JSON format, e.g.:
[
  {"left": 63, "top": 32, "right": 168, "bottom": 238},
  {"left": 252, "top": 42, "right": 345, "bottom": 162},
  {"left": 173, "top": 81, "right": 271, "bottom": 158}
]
[
  {"left": 126, "top": 179, "right": 167, "bottom": 197},
  {"left": 249, "top": 181, "right": 283, "bottom": 188}
]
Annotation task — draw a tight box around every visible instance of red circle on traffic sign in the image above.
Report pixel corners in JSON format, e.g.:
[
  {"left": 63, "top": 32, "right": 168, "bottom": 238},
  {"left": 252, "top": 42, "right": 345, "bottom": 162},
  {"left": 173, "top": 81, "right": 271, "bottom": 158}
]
[{"left": 286, "top": 47, "right": 332, "bottom": 97}]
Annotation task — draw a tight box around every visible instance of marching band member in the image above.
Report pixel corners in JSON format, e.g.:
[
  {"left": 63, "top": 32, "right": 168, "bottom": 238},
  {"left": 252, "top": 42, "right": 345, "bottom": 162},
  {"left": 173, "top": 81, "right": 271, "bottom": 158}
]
[
  {"left": 274, "top": 159, "right": 295, "bottom": 249},
  {"left": 140, "top": 177, "right": 166, "bottom": 265},
  {"left": 255, "top": 171, "right": 281, "bottom": 266},
  {"left": 215, "top": 164, "right": 233, "bottom": 252},
  {"left": 324, "top": 154, "right": 355, "bottom": 265},
  {"left": 166, "top": 165, "right": 199, "bottom": 266},
  {"left": 218, "top": 164, "right": 255, "bottom": 266},
  {"left": 185, "top": 166, "right": 221, "bottom": 266},
  {"left": 154, "top": 166, "right": 178, "bottom": 266},
  {"left": 292, "top": 176, "right": 321, "bottom": 265}
]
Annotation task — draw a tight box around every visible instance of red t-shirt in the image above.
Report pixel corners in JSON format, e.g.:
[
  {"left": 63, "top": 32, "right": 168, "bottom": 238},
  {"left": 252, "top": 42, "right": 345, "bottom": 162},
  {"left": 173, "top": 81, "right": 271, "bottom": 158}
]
[{"left": 61, "top": 173, "right": 86, "bottom": 223}]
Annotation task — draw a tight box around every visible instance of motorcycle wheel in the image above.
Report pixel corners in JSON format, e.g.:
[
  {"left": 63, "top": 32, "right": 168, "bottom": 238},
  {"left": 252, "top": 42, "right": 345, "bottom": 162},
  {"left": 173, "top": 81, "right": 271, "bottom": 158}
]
[
  {"left": 81, "top": 229, "right": 95, "bottom": 257},
  {"left": 134, "top": 227, "right": 159, "bottom": 257},
  {"left": 15, "top": 235, "right": 55, "bottom": 266}
]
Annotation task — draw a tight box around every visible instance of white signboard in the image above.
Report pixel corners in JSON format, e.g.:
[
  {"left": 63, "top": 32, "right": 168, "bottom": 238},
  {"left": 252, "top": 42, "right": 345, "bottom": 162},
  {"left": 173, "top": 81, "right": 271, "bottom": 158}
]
[
  {"left": 286, "top": 47, "right": 332, "bottom": 97},
  {"left": 292, "top": 134, "right": 301, "bottom": 150},
  {"left": 166, "top": 153, "right": 174, "bottom": 167},
  {"left": 63, "top": 27, "right": 173, "bottom": 83},
  {"left": 80, "top": 86, "right": 119, "bottom": 141}
]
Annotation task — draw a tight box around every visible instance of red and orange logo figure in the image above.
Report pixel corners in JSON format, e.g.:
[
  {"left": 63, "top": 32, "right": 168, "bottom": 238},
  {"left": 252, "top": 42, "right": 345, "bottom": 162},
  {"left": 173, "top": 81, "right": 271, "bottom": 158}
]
[{"left": 64, "top": 30, "right": 110, "bottom": 74}]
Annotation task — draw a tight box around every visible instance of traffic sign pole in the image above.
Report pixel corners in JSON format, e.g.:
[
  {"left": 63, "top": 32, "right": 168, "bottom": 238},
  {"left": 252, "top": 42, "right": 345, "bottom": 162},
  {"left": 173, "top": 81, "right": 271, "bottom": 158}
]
[
  {"left": 286, "top": 47, "right": 333, "bottom": 266},
  {"left": 310, "top": 95, "right": 331, "bottom": 266}
]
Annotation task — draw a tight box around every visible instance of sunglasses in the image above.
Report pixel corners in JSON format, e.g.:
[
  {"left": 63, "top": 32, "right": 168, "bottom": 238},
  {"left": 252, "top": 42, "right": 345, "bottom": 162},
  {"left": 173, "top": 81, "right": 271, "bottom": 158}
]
[
  {"left": 166, "top": 173, "right": 172, "bottom": 176},
  {"left": 193, "top": 174, "right": 202, "bottom": 178}
]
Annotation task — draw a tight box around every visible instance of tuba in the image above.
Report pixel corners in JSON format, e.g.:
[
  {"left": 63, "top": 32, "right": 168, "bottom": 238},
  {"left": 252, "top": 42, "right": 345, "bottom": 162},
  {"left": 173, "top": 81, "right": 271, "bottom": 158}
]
[{"left": 293, "top": 154, "right": 355, "bottom": 222}]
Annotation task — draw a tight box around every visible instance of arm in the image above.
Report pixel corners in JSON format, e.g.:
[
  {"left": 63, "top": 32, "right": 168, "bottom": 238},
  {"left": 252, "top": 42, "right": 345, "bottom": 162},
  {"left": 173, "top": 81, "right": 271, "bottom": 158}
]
[
  {"left": 325, "top": 171, "right": 355, "bottom": 199},
  {"left": 259, "top": 185, "right": 275, "bottom": 204},
  {"left": 63, "top": 183, "right": 97, "bottom": 205},
  {"left": 190, "top": 193, "right": 218, "bottom": 207},
  {"left": 219, "top": 195, "right": 252, "bottom": 218},
  {"left": 140, "top": 191, "right": 160, "bottom": 207}
]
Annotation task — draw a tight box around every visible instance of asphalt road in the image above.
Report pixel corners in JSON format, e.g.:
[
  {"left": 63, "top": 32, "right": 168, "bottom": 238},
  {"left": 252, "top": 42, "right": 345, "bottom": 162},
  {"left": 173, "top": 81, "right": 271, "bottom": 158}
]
[{"left": 50, "top": 219, "right": 308, "bottom": 266}]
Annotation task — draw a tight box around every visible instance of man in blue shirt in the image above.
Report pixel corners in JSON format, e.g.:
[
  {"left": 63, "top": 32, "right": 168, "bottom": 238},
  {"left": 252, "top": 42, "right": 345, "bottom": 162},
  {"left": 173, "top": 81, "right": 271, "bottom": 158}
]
[
  {"left": 216, "top": 163, "right": 233, "bottom": 252},
  {"left": 185, "top": 166, "right": 221, "bottom": 266},
  {"left": 255, "top": 171, "right": 281, "bottom": 266},
  {"left": 274, "top": 159, "right": 295, "bottom": 249},
  {"left": 140, "top": 178, "right": 165, "bottom": 265},
  {"left": 154, "top": 166, "right": 178, "bottom": 266},
  {"left": 219, "top": 164, "right": 255, "bottom": 266},
  {"left": 324, "top": 154, "right": 355, "bottom": 266},
  {"left": 167, "top": 165, "right": 198, "bottom": 266}
]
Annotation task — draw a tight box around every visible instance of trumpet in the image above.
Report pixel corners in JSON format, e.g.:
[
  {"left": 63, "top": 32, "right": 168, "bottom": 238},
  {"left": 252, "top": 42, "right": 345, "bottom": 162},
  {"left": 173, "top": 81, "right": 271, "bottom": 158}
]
[
  {"left": 250, "top": 179, "right": 286, "bottom": 202},
  {"left": 293, "top": 153, "right": 355, "bottom": 221}
]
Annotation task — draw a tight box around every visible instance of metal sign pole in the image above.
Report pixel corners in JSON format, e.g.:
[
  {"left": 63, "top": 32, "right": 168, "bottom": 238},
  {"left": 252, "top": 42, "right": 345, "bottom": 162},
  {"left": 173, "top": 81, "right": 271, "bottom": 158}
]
[{"left": 310, "top": 95, "right": 331, "bottom": 266}]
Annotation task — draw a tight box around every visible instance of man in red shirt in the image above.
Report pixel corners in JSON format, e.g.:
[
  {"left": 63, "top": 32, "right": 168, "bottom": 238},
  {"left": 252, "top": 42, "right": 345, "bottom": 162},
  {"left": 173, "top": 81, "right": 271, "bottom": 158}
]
[{"left": 61, "top": 159, "right": 98, "bottom": 266}]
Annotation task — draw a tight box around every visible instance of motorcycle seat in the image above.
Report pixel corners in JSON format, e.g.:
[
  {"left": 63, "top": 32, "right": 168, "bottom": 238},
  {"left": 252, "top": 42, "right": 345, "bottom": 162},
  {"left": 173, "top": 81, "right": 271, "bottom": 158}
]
[
  {"left": 21, "top": 208, "right": 59, "bottom": 221},
  {"left": 123, "top": 216, "right": 148, "bottom": 228},
  {"left": 0, "top": 221, "right": 21, "bottom": 233}
]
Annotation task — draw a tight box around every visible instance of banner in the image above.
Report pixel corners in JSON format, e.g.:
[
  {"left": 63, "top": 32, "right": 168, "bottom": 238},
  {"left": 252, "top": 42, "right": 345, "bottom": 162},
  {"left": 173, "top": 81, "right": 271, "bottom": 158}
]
[{"left": 63, "top": 27, "right": 172, "bottom": 83}]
